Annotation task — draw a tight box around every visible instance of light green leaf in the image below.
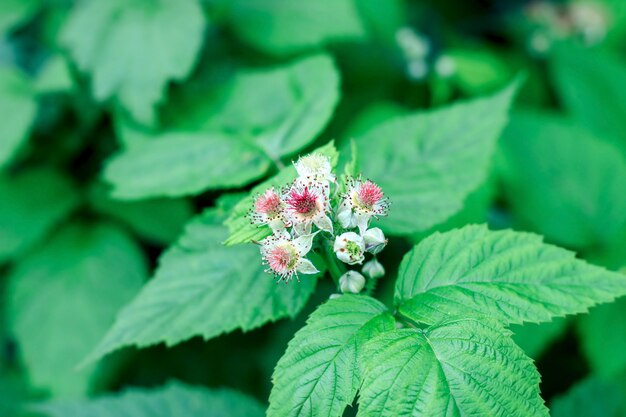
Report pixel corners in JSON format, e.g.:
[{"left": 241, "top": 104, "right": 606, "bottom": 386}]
[
  {"left": 550, "top": 377, "right": 625, "bottom": 417},
  {"left": 104, "top": 132, "right": 271, "bottom": 199},
  {"left": 223, "top": 141, "right": 339, "bottom": 246},
  {"left": 33, "top": 381, "right": 264, "bottom": 417},
  {"left": 0, "top": 67, "right": 37, "bottom": 169},
  {"left": 499, "top": 110, "right": 626, "bottom": 250},
  {"left": 395, "top": 225, "right": 626, "bottom": 326},
  {"left": 0, "top": 0, "right": 40, "bottom": 36},
  {"left": 268, "top": 295, "right": 394, "bottom": 417},
  {"left": 224, "top": 0, "right": 365, "bottom": 55},
  {"left": 85, "top": 209, "right": 321, "bottom": 364},
  {"left": 511, "top": 318, "right": 568, "bottom": 360},
  {"left": 61, "top": 0, "right": 206, "bottom": 125},
  {"left": 34, "top": 56, "right": 74, "bottom": 95},
  {"left": 355, "top": 80, "right": 518, "bottom": 235},
  {"left": 7, "top": 223, "right": 147, "bottom": 398},
  {"left": 0, "top": 168, "right": 79, "bottom": 264},
  {"left": 358, "top": 319, "right": 548, "bottom": 417},
  {"left": 166, "top": 54, "right": 340, "bottom": 159},
  {"left": 551, "top": 45, "right": 626, "bottom": 152}
]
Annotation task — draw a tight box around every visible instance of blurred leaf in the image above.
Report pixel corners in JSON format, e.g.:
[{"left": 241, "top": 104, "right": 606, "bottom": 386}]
[
  {"left": 355, "top": 80, "right": 518, "bottom": 235},
  {"left": 0, "top": 67, "right": 37, "bottom": 169},
  {"left": 33, "top": 381, "right": 265, "bottom": 417},
  {"left": 499, "top": 110, "right": 626, "bottom": 250},
  {"left": 358, "top": 320, "right": 548, "bottom": 417},
  {"left": 223, "top": 0, "right": 365, "bottom": 55},
  {"left": 34, "top": 56, "right": 74, "bottom": 95},
  {"left": 85, "top": 209, "right": 322, "bottom": 364},
  {"left": 89, "top": 184, "right": 194, "bottom": 245},
  {"left": 342, "top": 101, "right": 408, "bottom": 139},
  {"left": 104, "top": 132, "right": 271, "bottom": 199},
  {"left": 166, "top": 54, "right": 340, "bottom": 159},
  {"left": 0, "top": 0, "right": 40, "bottom": 36},
  {"left": 449, "top": 47, "right": 514, "bottom": 95},
  {"left": 0, "top": 168, "right": 79, "bottom": 264},
  {"left": 550, "top": 376, "right": 625, "bottom": 417},
  {"left": 577, "top": 297, "right": 626, "bottom": 378},
  {"left": 268, "top": 295, "right": 393, "bottom": 417},
  {"left": 395, "top": 225, "right": 626, "bottom": 326},
  {"left": 353, "top": 0, "right": 406, "bottom": 41},
  {"left": 61, "top": 0, "right": 206, "bottom": 126},
  {"left": 511, "top": 318, "right": 568, "bottom": 360},
  {"left": 223, "top": 141, "right": 339, "bottom": 246},
  {"left": 7, "top": 223, "right": 147, "bottom": 398},
  {"left": 551, "top": 45, "right": 626, "bottom": 153}
]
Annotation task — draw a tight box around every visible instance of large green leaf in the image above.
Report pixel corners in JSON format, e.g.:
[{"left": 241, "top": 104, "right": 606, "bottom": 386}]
[
  {"left": 395, "top": 225, "right": 626, "bottom": 326},
  {"left": 165, "top": 54, "right": 340, "bottom": 159},
  {"left": 354, "top": 80, "right": 518, "bottom": 235},
  {"left": 0, "top": 67, "right": 37, "bottom": 169},
  {"left": 33, "top": 381, "right": 264, "bottom": 417},
  {"left": 0, "top": 168, "right": 79, "bottom": 264},
  {"left": 85, "top": 208, "right": 321, "bottom": 364},
  {"left": 499, "top": 110, "right": 626, "bottom": 250},
  {"left": 7, "top": 223, "right": 147, "bottom": 398},
  {"left": 268, "top": 295, "right": 394, "bottom": 417},
  {"left": 104, "top": 132, "right": 271, "bottom": 199},
  {"left": 61, "top": 0, "right": 206, "bottom": 125},
  {"left": 511, "top": 318, "right": 568, "bottom": 360},
  {"left": 223, "top": 0, "right": 365, "bottom": 55},
  {"left": 358, "top": 319, "right": 548, "bottom": 417}
]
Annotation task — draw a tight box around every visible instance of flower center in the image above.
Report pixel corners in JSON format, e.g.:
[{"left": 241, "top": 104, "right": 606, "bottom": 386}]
[
  {"left": 345, "top": 241, "right": 362, "bottom": 257},
  {"left": 267, "top": 243, "right": 298, "bottom": 273},
  {"left": 255, "top": 191, "right": 282, "bottom": 215},
  {"left": 287, "top": 187, "right": 318, "bottom": 215},
  {"left": 357, "top": 181, "right": 383, "bottom": 208}
]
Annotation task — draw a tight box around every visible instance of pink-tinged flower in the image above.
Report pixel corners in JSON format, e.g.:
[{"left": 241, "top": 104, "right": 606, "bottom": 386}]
[
  {"left": 284, "top": 181, "right": 333, "bottom": 235},
  {"left": 294, "top": 153, "right": 335, "bottom": 184},
  {"left": 337, "top": 178, "right": 389, "bottom": 233},
  {"left": 249, "top": 188, "right": 290, "bottom": 232},
  {"left": 260, "top": 233, "right": 319, "bottom": 282}
]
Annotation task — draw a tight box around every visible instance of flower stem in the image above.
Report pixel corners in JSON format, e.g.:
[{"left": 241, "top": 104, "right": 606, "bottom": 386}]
[{"left": 321, "top": 238, "right": 345, "bottom": 285}]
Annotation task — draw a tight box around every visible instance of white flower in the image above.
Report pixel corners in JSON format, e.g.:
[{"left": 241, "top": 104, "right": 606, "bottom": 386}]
[
  {"left": 363, "top": 227, "right": 387, "bottom": 255},
  {"left": 339, "top": 271, "right": 366, "bottom": 294},
  {"left": 260, "top": 232, "right": 319, "bottom": 282},
  {"left": 362, "top": 259, "right": 385, "bottom": 279},
  {"left": 294, "top": 153, "right": 335, "bottom": 184},
  {"left": 249, "top": 187, "right": 290, "bottom": 232},
  {"left": 284, "top": 181, "right": 333, "bottom": 235},
  {"left": 333, "top": 232, "right": 365, "bottom": 265},
  {"left": 337, "top": 178, "right": 389, "bottom": 233}
]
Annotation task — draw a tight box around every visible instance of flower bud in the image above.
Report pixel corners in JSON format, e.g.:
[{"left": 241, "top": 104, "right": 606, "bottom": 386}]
[
  {"left": 362, "top": 259, "right": 385, "bottom": 279},
  {"left": 363, "top": 228, "right": 387, "bottom": 255},
  {"left": 334, "top": 232, "right": 365, "bottom": 265},
  {"left": 339, "top": 271, "right": 366, "bottom": 294}
]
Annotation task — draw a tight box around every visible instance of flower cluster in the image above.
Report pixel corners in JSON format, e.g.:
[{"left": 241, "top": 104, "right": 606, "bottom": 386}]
[{"left": 249, "top": 153, "right": 390, "bottom": 288}]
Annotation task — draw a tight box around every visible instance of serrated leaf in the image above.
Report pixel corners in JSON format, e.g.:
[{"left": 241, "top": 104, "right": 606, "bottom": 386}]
[
  {"left": 85, "top": 209, "right": 321, "bottom": 364},
  {"left": 32, "top": 381, "right": 264, "bottom": 417},
  {"left": 224, "top": 141, "right": 339, "bottom": 246},
  {"left": 354, "top": 80, "right": 518, "bottom": 235},
  {"left": 395, "top": 225, "right": 626, "bottom": 326},
  {"left": 358, "top": 319, "right": 548, "bottom": 417},
  {"left": 511, "top": 318, "right": 568, "bottom": 360},
  {"left": 499, "top": 110, "right": 626, "bottom": 250},
  {"left": 165, "top": 53, "right": 340, "bottom": 159},
  {"left": 224, "top": 0, "right": 365, "bottom": 55},
  {"left": 0, "top": 67, "right": 37, "bottom": 169},
  {"left": 0, "top": 168, "right": 80, "bottom": 264},
  {"left": 104, "top": 132, "right": 271, "bottom": 199},
  {"left": 268, "top": 295, "right": 394, "bottom": 417},
  {"left": 7, "top": 223, "right": 147, "bottom": 397},
  {"left": 61, "top": 0, "right": 206, "bottom": 125}
]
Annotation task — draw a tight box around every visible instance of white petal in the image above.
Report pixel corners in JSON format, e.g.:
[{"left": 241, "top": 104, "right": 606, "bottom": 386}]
[
  {"left": 336, "top": 201, "right": 354, "bottom": 228},
  {"left": 356, "top": 213, "right": 371, "bottom": 235},
  {"left": 314, "top": 214, "right": 334, "bottom": 234},
  {"left": 293, "top": 231, "right": 319, "bottom": 255},
  {"left": 293, "top": 221, "right": 312, "bottom": 236},
  {"left": 296, "top": 258, "right": 319, "bottom": 275}
]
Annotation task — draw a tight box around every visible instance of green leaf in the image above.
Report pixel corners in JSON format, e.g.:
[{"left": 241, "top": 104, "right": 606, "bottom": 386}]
[
  {"left": 268, "top": 295, "right": 394, "bottom": 417},
  {"left": 550, "top": 377, "right": 625, "bottom": 417},
  {"left": 34, "top": 56, "right": 74, "bottom": 95},
  {"left": 104, "top": 132, "right": 271, "bottom": 199},
  {"left": 223, "top": 141, "right": 339, "bottom": 246},
  {"left": 354, "top": 80, "right": 519, "bottom": 235},
  {"left": 61, "top": 0, "right": 206, "bottom": 125},
  {"left": 84, "top": 208, "right": 321, "bottom": 364},
  {"left": 511, "top": 318, "right": 568, "bottom": 360},
  {"left": 0, "top": 168, "right": 80, "bottom": 264},
  {"left": 0, "top": 67, "right": 37, "bottom": 169},
  {"left": 0, "top": 0, "right": 40, "bottom": 36},
  {"left": 33, "top": 381, "right": 265, "bottom": 417},
  {"left": 499, "top": 110, "right": 626, "bottom": 250},
  {"left": 395, "top": 225, "right": 626, "bottom": 326},
  {"left": 358, "top": 319, "right": 548, "bottom": 417},
  {"left": 550, "top": 45, "right": 626, "bottom": 152},
  {"left": 224, "top": 0, "right": 365, "bottom": 55},
  {"left": 7, "top": 223, "right": 147, "bottom": 397},
  {"left": 577, "top": 296, "right": 626, "bottom": 378},
  {"left": 165, "top": 54, "right": 340, "bottom": 159}
]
